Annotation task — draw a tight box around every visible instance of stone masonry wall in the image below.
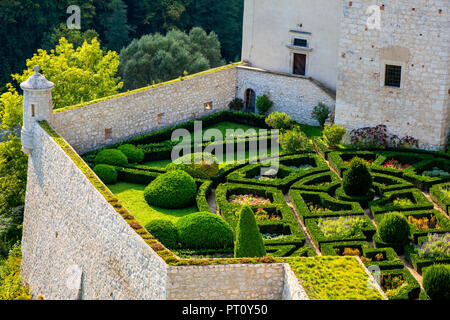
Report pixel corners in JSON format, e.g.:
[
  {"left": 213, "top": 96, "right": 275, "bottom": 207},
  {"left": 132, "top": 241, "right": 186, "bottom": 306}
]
[
  {"left": 21, "top": 124, "right": 169, "bottom": 300},
  {"left": 50, "top": 66, "right": 238, "bottom": 154},
  {"left": 236, "top": 66, "right": 336, "bottom": 126},
  {"left": 335, "top": 0, "right": 450, "bottom": 149}
]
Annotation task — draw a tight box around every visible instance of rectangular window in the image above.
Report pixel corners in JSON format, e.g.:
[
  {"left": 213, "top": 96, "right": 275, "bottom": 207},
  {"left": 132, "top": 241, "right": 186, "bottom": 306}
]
[
  {"left": 293, "top": 38, "right": 308, "bottom": 47},
  {"left": 105, "top": 128, "right": 112, "bottom": 140},
  {"left": 31, "top": 104, "right": 35, "bottom": 117},
  {"left": 293, "top": 53, "right": 306, "bottom": 76},
  {"left": 204, "top": 102, "right": 213, "bottom": 111},
  {"left": 157, "top": 113, "right": 165, "bottom": 125},
  {"left": 385, "top": 65, "right": 402, "bottom": 88}
]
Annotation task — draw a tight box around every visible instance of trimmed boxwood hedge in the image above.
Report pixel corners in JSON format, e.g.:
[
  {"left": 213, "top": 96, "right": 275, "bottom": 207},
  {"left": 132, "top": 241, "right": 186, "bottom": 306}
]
[
  {"left": 374, "top": 209, "right": 450, "bottom": 242},
  {"left": 305, "top": 215, "right": 376, "bottom": 250},
  {"left": 289, "top": 245, "right": 317, "bottom": 257},
  {"left": 369, "top": 188, "right": 434, "bottom": 215},
  {"left": 226, "top": 154, "right": 329, "bottom": 192},
  {"left": 290, "top": 171, "right": 341, "bottom": 194},
  {"left": 145, "top": 219, "right": 179, "bottom": 249},
  {"left": 335, "top": 186, "right": 375, "bottom": 208},
  {"left": 320, "top": 241, "right": 404, "bottom": 270},
  {"left": 93, "top": 164, "right": 118, "bottom": 184},
  {"left": 402, "top": 159, "right": 450, "bottom": 191},
  {"left": 380, "top": 269, "right": 420, "bottom": 300},
  {"left": 118, "top": 144, "right": 145, "bottom": 163},
  {"left": 116, "top": 167, "right": 160, "bottom": 185},
  {"left": 405, "top": 235, "right": 450, "bottom": 273},
  {"left": 371, "top": 172, "right": 414, "bottom": 195},
  {"left": 215, "top": 183, "right": 305, "bottom": 246},
  {"left": 94, "top": 149, "right": 128, "bottom": 166},
  {"left": 289, "top": 190, "right": 364, "bottom": 222},
  {"left": 328, "top": 151, "right": 379, "bottom": 177},
  {"left": 370, "top": 152, "right": 433, "bottom": 178},
  {"left": 430, "top": 183, "right": 450, "bottom": 214},
  {"left": 373, "top": 232, "right": 408, "bottom": 255},
  {"left": 196, "top": 180, "right": 213, "bottom": 212}
]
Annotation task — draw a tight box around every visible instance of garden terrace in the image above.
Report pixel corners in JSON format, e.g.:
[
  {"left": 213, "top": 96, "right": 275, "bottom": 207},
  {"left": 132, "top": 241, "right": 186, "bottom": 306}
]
[
  {"left": 369, "top": 188, "right": 434, "bottom": 215},
  {"left": 320, "top": 241, "right": 404, "bottom": 270},
  {"left": 289, "top": 190, "right": 364, "bottom": 222}
]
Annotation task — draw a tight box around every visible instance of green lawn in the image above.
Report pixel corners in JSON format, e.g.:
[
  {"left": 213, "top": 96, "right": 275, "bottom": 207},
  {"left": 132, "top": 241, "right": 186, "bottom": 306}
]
[
  {"left": 190, "top": 121, "right": 265, "bottom": 140},
  {"left": 299, "top": 124, "right": 322, "bottom": 138},
  {"left": 108, "top": 182, "right": 198, "bottom": 226}
]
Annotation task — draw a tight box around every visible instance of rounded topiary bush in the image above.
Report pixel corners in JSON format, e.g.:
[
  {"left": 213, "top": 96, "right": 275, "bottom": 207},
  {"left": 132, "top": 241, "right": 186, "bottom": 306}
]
[
  {"left": 176, "top": 212, "right": 234, "bottom": 249},
  {"left": 94, "top": 149, "right": 128, "bottom": 166},
  {"left": 265, "top": 112, "right": 292, "bottom": 130},
  {"left": 234, "top": 206, "right": 266, "bottom": 258},
  {"left": 93, "top": 164, "right": 118, "bottom": 184},
  {"left": 343, "top": 157, "right": 373, "bottom": 196},
  {"left": 377, "top": 212, "right": 411, "bottom": 244},
  {"left": 167, "top": 153, "right": 219, "bottom": 179},
  {"left": 144, "top": 170, "right": 197, "bottom": 209},
  {"left": 118, "top": 144, "right": 144, "bottom": 163},
  {"left": 423, "top": 264, "right": 450, "bottom": 300},
  {"left": 145, "top": 219, "right": 179, "bottom": 249}
]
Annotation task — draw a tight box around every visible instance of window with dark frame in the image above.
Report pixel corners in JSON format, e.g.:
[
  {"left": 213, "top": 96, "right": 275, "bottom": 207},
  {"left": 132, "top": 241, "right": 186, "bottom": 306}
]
[
  {"left": 31, "top": 104, "right": 35, "bottom": 117},
  {"left": 385, "top": 65, "right": 402, "bottom": 88},
  {"left": 293, "top": 38, "right": 308, "bottom": 47}
]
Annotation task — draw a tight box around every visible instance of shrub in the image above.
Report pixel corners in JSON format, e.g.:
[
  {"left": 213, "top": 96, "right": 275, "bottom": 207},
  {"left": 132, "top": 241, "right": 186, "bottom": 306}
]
[
  {"left": 228, "top": 98, "right": 244, "bottom": 111},
  {"left": 93, "top": 164, "right": 118, "bottom": 184},
  {"left": 118, "top": 144, "right": 144, "bottom": 163},
  {"left": 94, "top": 149, "right": 128, "bottom": 166},
  {"left": 280, "top": 127, "right": 309, "bottom": 153},
  {"left": 378, "top": 212, "right": 411, "bottom": 245},
  {"left": 311, "top": 103, "right": 330, "bottom": 128},
  {"left": 167, "top": 153, "right": 219, "bottom": 179},
  {"left": 342, "top": 157, "right": 373, "bottom": 196},
  {"left": 234, "top": 206, "right": 266, "bottom": 258},
  {"left": 422, "top": 264, "right": 450, "bottom": 300},
  {"left": 265, "top": 112, "right": 292, "bottom": 130},
  {"left": 323, "top": 124, "right": 346, "bottom": 147},
  {"left": 176, "top": 212, "right": 234, "bottom": 249},
  {"left": 145, "top": 220, "right": 178, "bottom": 249},
  {"left": 144, "top": 170, "right": 197, "bottom": 209},
  {"left": 256, "top": 94, "right": 273, "bottom": 114}
]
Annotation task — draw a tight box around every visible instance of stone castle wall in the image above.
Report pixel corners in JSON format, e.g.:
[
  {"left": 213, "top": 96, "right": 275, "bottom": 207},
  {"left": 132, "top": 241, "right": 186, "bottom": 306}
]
[
  {"left": 21, "top": 123, "right": 309, "bottom": 300},
  {"left": 335, "top": 0, "right": 450, "bottom": 149},
  {"left": 236, "top": 66, "right": 336, "bottom": 126},
  {"left": 50, "top": 66, "right": 238, "bottom": 154}
]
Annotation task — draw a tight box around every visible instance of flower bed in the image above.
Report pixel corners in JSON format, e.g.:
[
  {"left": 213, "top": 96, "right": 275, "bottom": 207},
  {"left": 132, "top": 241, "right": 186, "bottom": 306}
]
[
  {"left": 290, "top": 171, "right": 341, "bottom": 194},
  {"left": 371, "top": 152, "right": 432, "bottom": 177},
  {"left": 430, "top": 183, "right": 450, "bottom": 214},
  {"left": 305, "top": 215, "right": 376, "bottom": 250},
  {"left": 289, "top": 190, "right": 364, "bottom": 222},
  {"left": 380, "top": 269, "right": 420, "bottom": 300},
  {"left": 369, "top": 188, "right": 434, "bottom": 215},
  {"left": 216, "top": 183, "right": 305, "bottom": 246},
  {"left": 229, "top": 194, "right": 272, "bottom": 206},
  {"left": 320, "top": 241, "right": 404, "bottom": 270},
  {"left": 405, "top": 233, "right": 450, "bottom": 273},
  {"left": 403, "top": 159, "right": 450, "bottom": 191}
]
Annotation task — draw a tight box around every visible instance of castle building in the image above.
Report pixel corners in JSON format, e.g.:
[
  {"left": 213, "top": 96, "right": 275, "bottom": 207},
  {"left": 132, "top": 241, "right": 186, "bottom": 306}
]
[{"left": 242, "top": 0, "right": 449, "bottom": 149}]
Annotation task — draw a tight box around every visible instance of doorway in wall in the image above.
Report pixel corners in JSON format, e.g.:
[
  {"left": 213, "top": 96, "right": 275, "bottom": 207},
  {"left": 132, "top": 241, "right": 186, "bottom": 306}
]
[
  {"left": 293, "top": 53, "right": 306, "bottom": 76},
  {"left": 244, "top": 88, "right": 256, "bottom": 113}
]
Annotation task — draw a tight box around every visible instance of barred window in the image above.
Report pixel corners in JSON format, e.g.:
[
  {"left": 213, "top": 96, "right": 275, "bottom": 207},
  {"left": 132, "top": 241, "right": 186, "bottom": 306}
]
[{"left": 385, "top": 65, "right": 402, "bottom": 88}]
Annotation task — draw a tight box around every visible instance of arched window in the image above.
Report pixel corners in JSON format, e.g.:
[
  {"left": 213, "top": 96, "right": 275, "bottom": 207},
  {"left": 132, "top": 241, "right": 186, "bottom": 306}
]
[{"left": 244, "top": 89, "right": 256, "bottom": 113}]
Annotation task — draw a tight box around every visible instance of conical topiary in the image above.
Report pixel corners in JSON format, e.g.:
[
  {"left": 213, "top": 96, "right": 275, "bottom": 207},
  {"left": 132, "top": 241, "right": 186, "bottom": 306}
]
[
  {"left": 234, "top": 205, "right": 266, "bottom": 258},
  {"left": 343, "top": 157, "right": 373, "bottom": 196}
]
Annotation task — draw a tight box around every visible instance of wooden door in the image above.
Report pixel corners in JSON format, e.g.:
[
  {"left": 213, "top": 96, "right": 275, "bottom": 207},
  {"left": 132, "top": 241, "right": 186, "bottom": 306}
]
[{"left": 293, "top": 53, "right": 306, "bottom": 76}]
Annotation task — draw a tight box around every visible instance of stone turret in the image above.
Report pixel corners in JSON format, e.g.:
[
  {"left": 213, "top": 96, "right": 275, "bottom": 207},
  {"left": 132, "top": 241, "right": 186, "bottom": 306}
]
[{"left": 20, "top": 66, "right": 54, "bottom": 155}]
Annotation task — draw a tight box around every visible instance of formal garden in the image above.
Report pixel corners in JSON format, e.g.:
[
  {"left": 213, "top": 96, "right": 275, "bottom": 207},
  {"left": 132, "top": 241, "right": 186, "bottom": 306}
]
[{"left": 82, "top": 105, "right": 450, "bottom": 301}]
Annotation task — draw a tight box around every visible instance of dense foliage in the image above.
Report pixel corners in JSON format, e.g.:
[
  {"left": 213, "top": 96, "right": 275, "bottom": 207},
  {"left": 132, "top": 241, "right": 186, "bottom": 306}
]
[
  {"left": 176, "top": 212, "right": 234, "bottom": 249},
  {"left": 93, "top": 164, "right": 118, "bottom": 184},
  {"left": 422, "top": 264, "right": 450, "bottom": 300},
  {"left": 144, "top": 170, "right": 197, "bottom": 209},
  {"left": 378, "top": 212, "right": 411, "bottom": 245},
  {"left": 234, "top": 206, "right": 266, "bottom": 258},
  {"left": 228, "top": 98, "right": 244, "bottom": 111},
  {"left": 0, "top": 244, "right": 30, "bottom": 300},
  {"left": 256, "top": 95, "right": 273, "bottom": 115},
  {"left": 311, "top": 103, "right": 330, "bottom": 128},
  {"left": 118, "top": 144, "right": 144, "bottom": 163},
  {"left": 342, "top": 157, "right": 373, "bottom": 196},
  {"left": 145, "top": 219, "right": 179, "bottom": 249},
  {"left": 119, "top": 27, "right": 224, "bottom": 90},
  {"left": 280, "top": 127, "right": 309, "bottom": 153},
  {"left": 265, "top": 112, "right": 292, "bottom": 130},
  {"left": 323, "top": 124, "right": 346, "bottom": 147},
  {"left": 167, "top": 153, "right": 219, "bottom": 179},
  {"left": 94, "top": 149, "right": 128, "bottom": 166}
]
